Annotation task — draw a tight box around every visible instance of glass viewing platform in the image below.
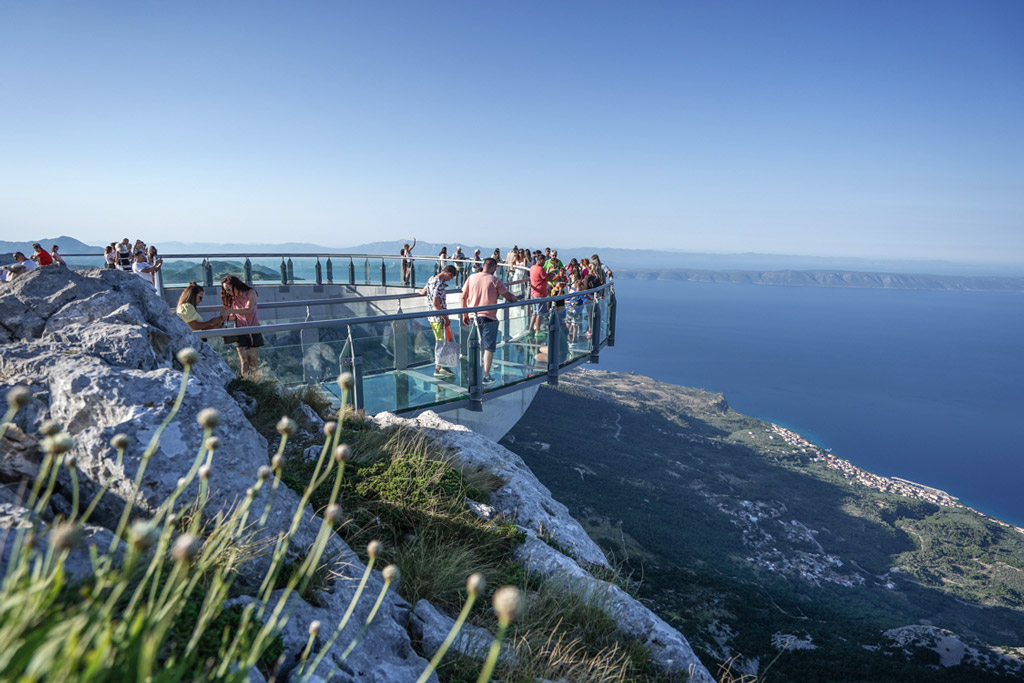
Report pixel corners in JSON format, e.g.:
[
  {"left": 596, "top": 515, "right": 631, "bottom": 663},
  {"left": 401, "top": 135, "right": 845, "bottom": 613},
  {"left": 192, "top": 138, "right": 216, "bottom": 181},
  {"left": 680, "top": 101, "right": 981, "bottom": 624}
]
[{"left": 62, "top": 251, "right": 617, "bottom": 421}]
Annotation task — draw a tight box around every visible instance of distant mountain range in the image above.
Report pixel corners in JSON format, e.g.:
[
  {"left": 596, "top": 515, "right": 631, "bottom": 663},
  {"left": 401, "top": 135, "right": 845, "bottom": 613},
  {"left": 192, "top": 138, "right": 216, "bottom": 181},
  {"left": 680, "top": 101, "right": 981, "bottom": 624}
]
[
  {"left": 615, "top": 268, "right": 1024, "bottom": 292},
  {"left": 4, "top": 236, "right": 1022, "bottom": 285}
]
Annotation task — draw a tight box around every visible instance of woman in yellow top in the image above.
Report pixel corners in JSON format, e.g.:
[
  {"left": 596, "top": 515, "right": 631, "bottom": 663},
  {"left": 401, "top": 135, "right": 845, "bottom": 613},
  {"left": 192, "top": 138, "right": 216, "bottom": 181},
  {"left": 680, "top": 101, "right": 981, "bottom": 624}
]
[{"left": 176, "top": 282, "right": 226, "bottom": 331}]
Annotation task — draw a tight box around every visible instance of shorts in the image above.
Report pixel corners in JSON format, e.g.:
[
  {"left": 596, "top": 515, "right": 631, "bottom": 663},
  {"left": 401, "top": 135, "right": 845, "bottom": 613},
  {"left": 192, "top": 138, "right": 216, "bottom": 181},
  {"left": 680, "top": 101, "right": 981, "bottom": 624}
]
[
  {"left": 235, "top": 333, "right": 265, "bottom": 349},
  {"left": 532, "top": 302, "right": 548, "bottom": 316},
  {"left": 475, "top": 317, "right": 499, "bottom": 352},
  {"left": 430, "top": 320, "right": 445, "bottom": 341}
]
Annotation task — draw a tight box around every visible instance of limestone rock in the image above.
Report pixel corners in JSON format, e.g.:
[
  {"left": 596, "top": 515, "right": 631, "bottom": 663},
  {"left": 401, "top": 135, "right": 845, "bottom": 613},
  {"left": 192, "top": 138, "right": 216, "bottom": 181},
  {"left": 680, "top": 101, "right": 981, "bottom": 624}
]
[
  {"left": 515, "top": 531, "right": 715, "bottom": 683},
  {"left": 409, "top": 599, "right": 509, "bottom": 664},
  {"left": 373, "top": 411, "right": 608, "bottom": 569}
]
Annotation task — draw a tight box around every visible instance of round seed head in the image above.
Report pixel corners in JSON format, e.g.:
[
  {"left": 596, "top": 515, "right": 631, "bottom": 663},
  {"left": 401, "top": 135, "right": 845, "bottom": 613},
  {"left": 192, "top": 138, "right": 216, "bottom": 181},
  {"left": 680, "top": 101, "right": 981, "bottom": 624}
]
[
  {"left": 276, "top": 416, "right": 296, "bottom": 436},
  {"left": 324, "top": 421, "right": 337, "bottom": 436},
  {"left": 367, "top": 540, "right": 383, "bottom": 559},
  {"left": 333, "top": 444, "right": 351, "bottom": 463},
  {"left": 258, "top": 465, "right": 271, "bottom": 481},
  {"left": 197, "top": 408, "right": 221, "bottom": 429},
  {"left": 337, "top": 372, "right": 354, "bottom": 390},
  {"left": 246, "top": 486, "right": 255, "bottom": 497},
  {"left": 493, "top": 586, "right": 523, "bottom": 622},
  {"left": 199, "top": 465, "right": 212, "bottom": 481},
  {"left": 467, "top": 573, "right": 486, "bottom": 597},
  {"left": 64, "top": 454, "right": 77, "bottom": 469},
  {"left": 129, "top": 520, "right": 159, "bottom": 551},
  {"left": 171, "top": 534, "right": 201, "bottom": 563},
  {"left": 50, "top": 522, "right": 83, "bottom": 551},
  {"left": 205, "top": 436, "right": 221, "bottom": 451},
  {"left": 39, "top": 420, "right": 61, "bottom": 436},
  {"left": 177, "top": 477, "right": 188, "bottom": 489},
  {"left": 308, "top": 620, "right": 321, "bottom": 637},
  {"left": 271, "top": 454, "right": 284, "bottom": 470},
  {"left": 176, "top": 347, "right": 200, "bottom": 367},
  {"left": 46, "top": 434, "right": 74, "bottom": 454},
  {"left": 326, "top": 504, "right": 343, "bottom": 525},
  {"left": 382, "top": 564, "right": 400, "bottom": 584},
  {"left": 6, "top": 386, "right": 31, "bottom": 409},
  {"left": 110, "top": 433, "right": 131, "bottom": 450}
]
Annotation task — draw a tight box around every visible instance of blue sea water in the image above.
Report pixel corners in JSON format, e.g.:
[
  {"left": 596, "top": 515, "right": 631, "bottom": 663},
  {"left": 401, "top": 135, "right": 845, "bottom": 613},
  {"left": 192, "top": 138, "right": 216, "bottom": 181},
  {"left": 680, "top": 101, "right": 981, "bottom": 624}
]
[{"left": 598, "top": 279, "right": 1024, "bottom": 527}]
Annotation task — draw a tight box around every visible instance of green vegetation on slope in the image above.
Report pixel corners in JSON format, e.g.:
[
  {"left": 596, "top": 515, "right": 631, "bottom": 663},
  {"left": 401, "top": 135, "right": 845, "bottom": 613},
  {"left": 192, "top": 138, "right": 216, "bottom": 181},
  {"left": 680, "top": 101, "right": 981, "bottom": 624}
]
[{"left": 502, "top": 370, "right": 1024, "bottom": 682}]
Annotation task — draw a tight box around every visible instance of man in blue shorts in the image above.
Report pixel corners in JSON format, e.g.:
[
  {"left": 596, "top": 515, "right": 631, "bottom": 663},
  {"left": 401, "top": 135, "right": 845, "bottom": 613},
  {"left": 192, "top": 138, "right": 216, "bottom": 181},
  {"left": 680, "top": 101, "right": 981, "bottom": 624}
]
[{"left": 462, "top": 258, "right": 518, "bottom": 384}]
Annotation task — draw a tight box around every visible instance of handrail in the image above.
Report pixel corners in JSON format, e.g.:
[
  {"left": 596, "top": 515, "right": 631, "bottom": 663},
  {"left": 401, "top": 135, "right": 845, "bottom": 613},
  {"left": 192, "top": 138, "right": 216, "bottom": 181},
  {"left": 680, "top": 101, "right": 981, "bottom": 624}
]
[
  {"left": 59, "top": 251, "right": 581, "bottom": 269},
  {"left": 191, "top": 279, "right": 529, "bottom": 313},
  {"left": 197, "top": 280, "right": 612, "bottom": 338}
]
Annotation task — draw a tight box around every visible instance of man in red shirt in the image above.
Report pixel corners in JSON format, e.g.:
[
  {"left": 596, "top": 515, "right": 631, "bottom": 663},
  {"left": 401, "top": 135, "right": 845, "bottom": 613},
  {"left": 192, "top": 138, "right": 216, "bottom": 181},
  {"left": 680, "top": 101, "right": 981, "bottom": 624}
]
[
  {"left": 462, "top": 258, "right": 518, "bottom": 383},
  {"left": 529, "top": 250, "right": 555, "bottom": 337},
  {"left": 31, "top": 243, "right": 54, "bottom": 266}
]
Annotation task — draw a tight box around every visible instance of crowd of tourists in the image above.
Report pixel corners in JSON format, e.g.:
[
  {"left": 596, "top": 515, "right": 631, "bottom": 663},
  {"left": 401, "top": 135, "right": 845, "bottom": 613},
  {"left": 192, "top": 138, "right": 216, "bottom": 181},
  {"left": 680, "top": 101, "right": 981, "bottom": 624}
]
[
  {"left": 418, "top": 244, "right": 612, "bottom": 382},
  {"left": 102, "top": 238, "right": 164, "bottom": 289}
]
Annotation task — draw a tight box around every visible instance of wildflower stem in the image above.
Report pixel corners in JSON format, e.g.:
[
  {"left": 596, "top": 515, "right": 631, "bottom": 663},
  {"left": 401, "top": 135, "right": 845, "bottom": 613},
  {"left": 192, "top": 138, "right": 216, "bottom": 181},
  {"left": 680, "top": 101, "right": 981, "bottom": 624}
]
[
  {"left": 475, "top": 617, "right": 511, "bottom": 683},
  {"left": 416, "top": 593, "right": 478, "bottom": 683}
]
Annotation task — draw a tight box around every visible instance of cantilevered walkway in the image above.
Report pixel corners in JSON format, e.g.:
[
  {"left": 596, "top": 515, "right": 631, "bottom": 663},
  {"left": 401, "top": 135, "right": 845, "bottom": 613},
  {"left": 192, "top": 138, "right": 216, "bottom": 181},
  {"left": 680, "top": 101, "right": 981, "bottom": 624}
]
[{"left": 66, "top": 251, "right": 616, "bottom": 439}]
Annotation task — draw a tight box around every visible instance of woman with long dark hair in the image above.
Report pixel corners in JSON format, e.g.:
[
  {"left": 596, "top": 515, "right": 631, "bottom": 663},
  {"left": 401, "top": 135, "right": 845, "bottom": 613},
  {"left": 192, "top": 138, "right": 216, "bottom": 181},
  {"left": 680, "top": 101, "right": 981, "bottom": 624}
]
[
  {"left": 401, "top": 237, "right": 417, "bottom": 286},
  {"left": 221, "top": 275, "right": 263, "bottom": 379},
  {"left": 176, "top": 282, "right": 225, "bottom": 331}
]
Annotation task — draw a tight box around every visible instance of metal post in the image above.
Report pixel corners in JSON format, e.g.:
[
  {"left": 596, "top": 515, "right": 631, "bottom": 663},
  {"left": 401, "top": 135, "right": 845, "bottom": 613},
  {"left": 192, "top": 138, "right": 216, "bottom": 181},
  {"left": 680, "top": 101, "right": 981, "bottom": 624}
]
[
  {"left": 467, "top": 323, "right": 483, "bottom": 410},
  {"left": 348, "top": 258, "right": 355, "bottom": 285},
  {"left": 589, "top": 302, "right": 602, "bottom": 364},
  {"left": 380, "top": 258, "right": 387, "bottom": 286},
  {"left": 286, "top": 258, "right": 294, "bottom": 283},
  {"left": 607, "top": 289, "right": 616, "bottom": 347},
  {"left": 244, "top": 258, "right": 253, "bottom": 285},
  {"left": 279, "top": 259, "right": 287, "bottom": 285},
  {"left": 340, "top": 327, "right": 364, "bottom": 412},
  {"left": 409, "top": 262, "right": 416, "bottom": 288},
  {"left": 326, "top": 257, "right": 334, "bottom": 283},
  {"left": 315, "top": 258, "right": 323, "bottom": 285},
  {"left": 547, "top": 309, "right": 560, "bottom": 385},
  {"left": 203, "top": 259, "right": 213, "bottom": 287},
  {"left": 364, "top": 258, "right": 369, "bottom": 284}
]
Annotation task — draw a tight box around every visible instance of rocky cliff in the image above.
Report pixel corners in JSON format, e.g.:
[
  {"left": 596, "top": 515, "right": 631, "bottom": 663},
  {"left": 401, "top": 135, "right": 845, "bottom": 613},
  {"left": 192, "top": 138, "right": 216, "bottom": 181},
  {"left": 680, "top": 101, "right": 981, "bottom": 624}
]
[{"left": 0, "top": 267, "right": 714, "bottom": 682}]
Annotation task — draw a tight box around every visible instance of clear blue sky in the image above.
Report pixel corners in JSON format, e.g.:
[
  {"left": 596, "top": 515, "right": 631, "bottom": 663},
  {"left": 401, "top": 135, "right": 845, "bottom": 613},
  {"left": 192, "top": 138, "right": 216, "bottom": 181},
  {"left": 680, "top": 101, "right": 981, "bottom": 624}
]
[{"left": 2, "top": 1, "right": 1022, "bottom": 262}]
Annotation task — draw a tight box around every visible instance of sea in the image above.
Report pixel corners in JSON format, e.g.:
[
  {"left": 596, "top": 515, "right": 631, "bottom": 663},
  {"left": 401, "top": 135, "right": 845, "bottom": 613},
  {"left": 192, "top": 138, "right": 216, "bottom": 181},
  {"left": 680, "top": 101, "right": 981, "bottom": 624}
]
[{"left": 598, "top": 278, "right": 1024, "bottom": 528}]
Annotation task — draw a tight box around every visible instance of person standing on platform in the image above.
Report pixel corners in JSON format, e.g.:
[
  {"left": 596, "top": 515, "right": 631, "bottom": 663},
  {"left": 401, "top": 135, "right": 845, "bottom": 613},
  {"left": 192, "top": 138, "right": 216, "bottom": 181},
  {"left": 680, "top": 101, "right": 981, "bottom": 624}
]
[
  {"left": 529, "top": 250, "right": 555, "bottom": 337},
  {"left": 132, "top": 251, "right": 162, "bottom": 289},
  {"left": 462, "top": 257, "right": 518, "bottom": 384},
  {"left": 420, "top": 265, "right": 457, "bottom": 379}
]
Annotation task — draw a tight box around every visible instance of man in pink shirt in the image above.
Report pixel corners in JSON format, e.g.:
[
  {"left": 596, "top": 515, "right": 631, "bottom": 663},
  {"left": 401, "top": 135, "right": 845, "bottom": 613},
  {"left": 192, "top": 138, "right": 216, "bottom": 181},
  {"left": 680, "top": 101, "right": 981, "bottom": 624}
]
[{"left": 462, "top": 258, "right": 518, "bottom": 384}]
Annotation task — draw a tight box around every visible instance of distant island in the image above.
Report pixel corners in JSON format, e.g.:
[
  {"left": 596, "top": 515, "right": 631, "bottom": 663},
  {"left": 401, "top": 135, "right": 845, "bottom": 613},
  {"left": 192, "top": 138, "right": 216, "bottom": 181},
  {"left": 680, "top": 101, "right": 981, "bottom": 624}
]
[{"left": 615, "top": 268, "right": 1024, "bottom": 292}]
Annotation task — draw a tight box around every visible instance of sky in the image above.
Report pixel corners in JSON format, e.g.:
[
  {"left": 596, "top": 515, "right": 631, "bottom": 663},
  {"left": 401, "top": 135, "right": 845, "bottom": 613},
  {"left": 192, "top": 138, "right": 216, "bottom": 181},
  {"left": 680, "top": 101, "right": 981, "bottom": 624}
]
[{"left": 1, "top": 1, "right": 1022, "bottom": 263}]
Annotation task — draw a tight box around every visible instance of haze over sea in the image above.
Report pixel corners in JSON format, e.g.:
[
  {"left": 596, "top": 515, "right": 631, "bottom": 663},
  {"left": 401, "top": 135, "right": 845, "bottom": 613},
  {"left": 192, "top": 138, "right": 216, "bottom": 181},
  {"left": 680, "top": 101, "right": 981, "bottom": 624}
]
[{"left": 599, "top": 278, "right": 1024, "bottom": 527}]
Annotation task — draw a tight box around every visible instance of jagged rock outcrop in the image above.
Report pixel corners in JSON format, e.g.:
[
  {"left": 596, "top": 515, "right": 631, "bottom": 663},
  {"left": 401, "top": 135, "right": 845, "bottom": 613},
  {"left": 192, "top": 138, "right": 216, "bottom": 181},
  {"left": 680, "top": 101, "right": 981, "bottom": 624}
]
[
  {"left": 373, "top": 410, "right": 609, "bottom": 569},
  {"left": 0, "top": 268, "right": 430, "bottom": 680},
  {"left": 373, "top": 410, "right": 716, "bottom": 682}
]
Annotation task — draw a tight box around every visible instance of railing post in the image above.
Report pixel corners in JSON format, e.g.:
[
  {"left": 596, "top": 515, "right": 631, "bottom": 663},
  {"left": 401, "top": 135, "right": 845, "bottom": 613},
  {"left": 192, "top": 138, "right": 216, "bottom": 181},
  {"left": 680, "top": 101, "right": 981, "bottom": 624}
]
[
  {"left": 348, "top": 258, "right": 355, "bottom": 285},
  {"left": 409, "top": 262, "right": 416, "bottom": 288},
  {"left": 300, "top": 327, "right": 321, "bottom": 384},
  {"left": 279, "top": 259, "right": 287, "bottom": 286},
  {"left": 326, "top": 257, "right": 334, "bottom": 284},
  {"left": 287, "top": 258, "right": 294, "bottom": 283},
  {"left": 589, "top": 301, "right": 602, "bottom": 364},
  {"left": 244, "top": 258, "right": 253, "bottom": 285},
  {"left": 315, "top": 258, "right": 323, "bottom": 285},
  {"left": 203, "top": 259, "right": 213, "bottom": 287},
  {"left": 467, "top": 323, "right": 483, "bottom": 410},
  {"left": 380, "top": 258, "right": 387, "bottom": 286},
  {"left": 364, "top": 258, "right": 369, "bottom": 284},
  {"left": 607, "top": 289, "right": 616, "bottom": 347},
  {"left": 502, "top": 305, "right": 510, "bottom": 345},
  {"left": 392, "top": 317, "right": 409, "bottom": 371},
  {"left": 547, "top": 309, "right": 560, "bottom": 385},
  {"left": 341, "top": 355, "right": 364, "bottom": 412}
]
